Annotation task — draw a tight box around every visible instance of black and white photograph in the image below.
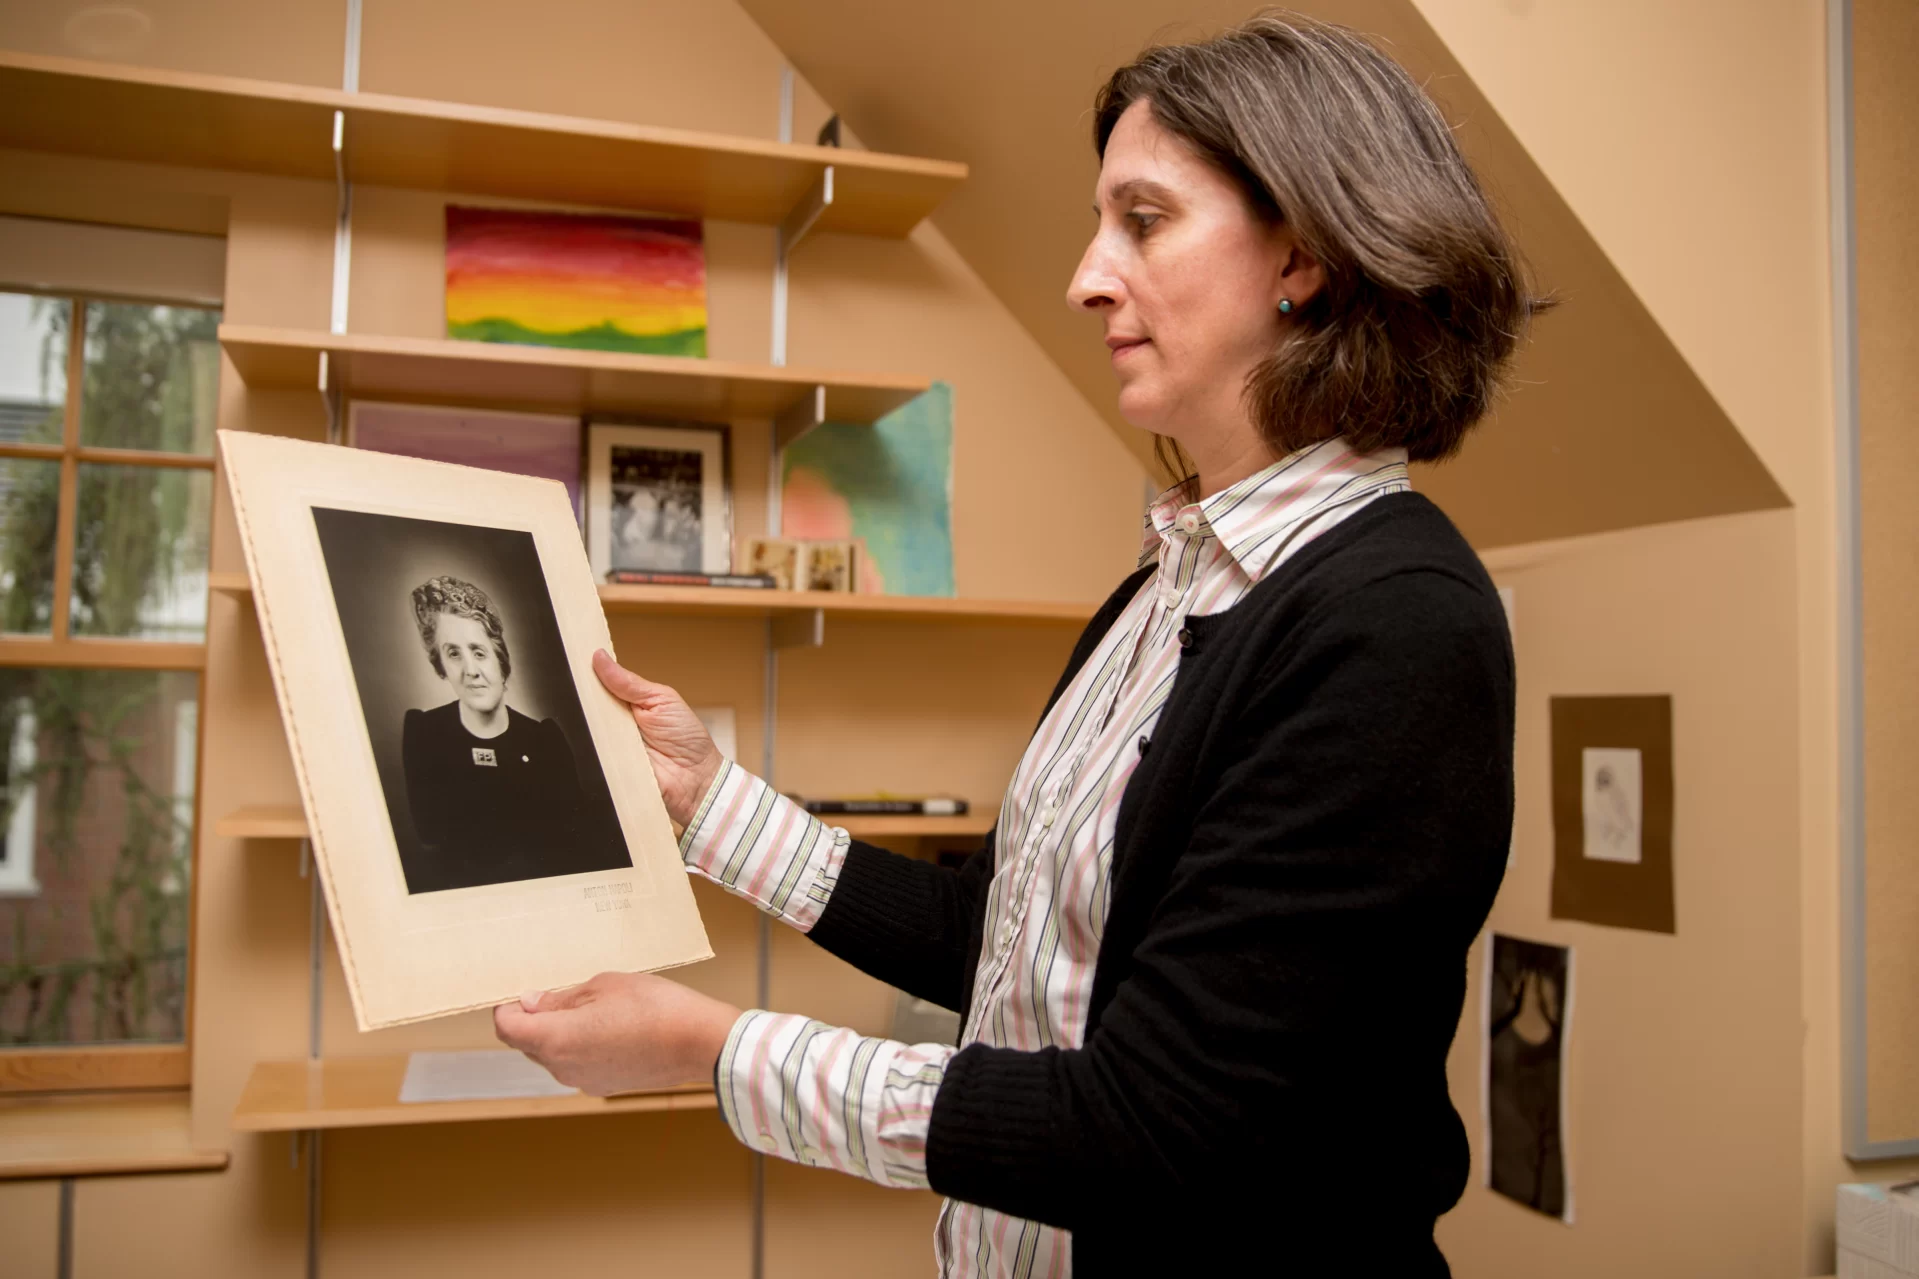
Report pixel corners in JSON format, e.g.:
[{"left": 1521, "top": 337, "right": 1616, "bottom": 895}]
[
  {"left": 1484, "top": 933, "right": 1574, "bottom": 1223},
  {"left": 312, "top": 507, "right": 631, "bottom": 895},
  {"left": 586, "top": 421, "right": 731, "bottom": 580}
]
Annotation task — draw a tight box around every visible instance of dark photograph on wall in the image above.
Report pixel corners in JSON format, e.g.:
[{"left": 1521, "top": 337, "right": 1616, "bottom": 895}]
[
  {"left": 311, "top": 507, "right": 631, "bottom": 894},
  {"left": 1485, "top": 932, "right": 1574, "bottom": 1223}
]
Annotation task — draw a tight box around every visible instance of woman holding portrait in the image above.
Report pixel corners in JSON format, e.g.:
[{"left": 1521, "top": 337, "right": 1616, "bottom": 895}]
[{"left": 499, "top": 13, "right": 1531, "bottom": 1273}]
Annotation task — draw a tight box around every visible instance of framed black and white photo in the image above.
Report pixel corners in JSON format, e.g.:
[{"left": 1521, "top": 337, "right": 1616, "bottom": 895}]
[
  {"left": 219, "top": 431, "right": 710, "bottom": 1029},
  {"left": 586, "top": 421, "right": 731, "bottom": 580}
]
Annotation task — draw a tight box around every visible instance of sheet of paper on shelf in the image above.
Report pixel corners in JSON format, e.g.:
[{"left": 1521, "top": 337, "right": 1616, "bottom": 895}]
[{"left": 399, "top": 1050, "right": 578, "bottom": 1103}]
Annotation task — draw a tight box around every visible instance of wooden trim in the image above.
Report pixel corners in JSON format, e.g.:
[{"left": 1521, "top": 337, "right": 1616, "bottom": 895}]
[
  {"left": 0, "top": 638, "right": 207, "bottom": 671},
  {"left": 181, "top": 668, "right": 208, "bottom": 1089},
  {"left": 0, "top": 1091, "right": 227, "bottom": 1179},
  {"left": 0, "top": 1044, "right": 188, "bottom": 1094},
  {"left": 2, "top": 443, "right": 217, "bottom": 469},
  {"left": 47, "top": 298, "right": 81, "bottom": 643},
  {"left": 74, "top": 447, "right": 217, "bottom": 470},
  {"left": 231, "top": 1057, "right": 716, "bottom": 1131},
  {"left": 0, "top": 50, "right": 965, "bottom": 237}
]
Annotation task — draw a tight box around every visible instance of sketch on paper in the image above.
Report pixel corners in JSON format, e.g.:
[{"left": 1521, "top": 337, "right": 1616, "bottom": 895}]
[{"left": 1580, "top": 746, "right": 1643, "bottom": 864}]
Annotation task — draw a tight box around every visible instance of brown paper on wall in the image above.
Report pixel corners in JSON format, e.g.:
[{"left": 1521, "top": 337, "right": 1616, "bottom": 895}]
[
  {"left": 220, "top": 431, "right": 711, "bottom": 1029},
  {"left": 1549, "top": 695, "right": 1675, "bottom": 934}
]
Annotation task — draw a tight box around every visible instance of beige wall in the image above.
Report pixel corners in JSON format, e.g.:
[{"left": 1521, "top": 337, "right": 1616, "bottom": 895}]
[
  {"left": 1404, "top": 0, "right": 1903, "bottom": 1270},
  {"left": 0, "top": 0, "right": 1140, "bottom": 1275},
  {"left": 1446, "top": 510, "right": 1803, "bottom": 1276}
]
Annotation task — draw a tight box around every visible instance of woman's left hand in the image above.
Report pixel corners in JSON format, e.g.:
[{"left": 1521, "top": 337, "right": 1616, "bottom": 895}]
[{"left": 492, "top": 972, "right": 742, "bottom": 1096}]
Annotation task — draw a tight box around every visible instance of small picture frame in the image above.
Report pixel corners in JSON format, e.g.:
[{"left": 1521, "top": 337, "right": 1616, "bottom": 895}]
[
  {"left": 744, "top": 537, "right": 802, "bottom": 591},
  {"left": 803, "top": 540, "right": 858, "bottom": 593},
  {"left": 586, "top": 420, "right": 731, "bottom": 580}
]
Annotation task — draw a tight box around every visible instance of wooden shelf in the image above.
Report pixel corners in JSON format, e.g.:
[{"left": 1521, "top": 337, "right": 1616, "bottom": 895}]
[
  {"left": 231, "top": 1057, "right": 714, "bottom": 1131},
  {"left": 220, "top": 325, "right": 932, "bottom": 424},
  {"left": 214, "top": 804, "right": 309, "bottom": 840},
  {"left": 0, "top": 51, "right": 965, "bottom": 237},
  {"left": 0, "top": 1093, "right": 227, "bottom": 1180},
  {"left": 215, "top": 803, "right": 989, "bottom": 843},
  {"left": 209, "top": 570, "right": 1097, "bottom": 627}
]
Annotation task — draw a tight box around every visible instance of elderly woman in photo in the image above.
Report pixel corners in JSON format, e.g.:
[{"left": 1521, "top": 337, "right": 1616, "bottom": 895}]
[{"left": 401, "top": 575, "right": 595, "bottom": 892}]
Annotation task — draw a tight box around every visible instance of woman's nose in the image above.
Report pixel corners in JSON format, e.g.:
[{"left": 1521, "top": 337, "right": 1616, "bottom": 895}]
[{"left": 1067, "top": 235, "right": 1122, "bottom": 312}]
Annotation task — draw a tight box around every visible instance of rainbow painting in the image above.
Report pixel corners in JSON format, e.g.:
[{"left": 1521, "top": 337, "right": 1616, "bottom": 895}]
[{"left": 444, "top": 206, "right": 706, "bottom": 357}]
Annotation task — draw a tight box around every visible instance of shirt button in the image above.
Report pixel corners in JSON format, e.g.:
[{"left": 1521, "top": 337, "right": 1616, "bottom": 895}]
[
  {"left": 1039, "top": 803, "right": 1058, "bottom": 828},
  {"left": 758, "top": 1134, "right": 779, "bottom": 1152},
  {"left": 1178, "top": 511, "right": 1201, "bottom": 534}
]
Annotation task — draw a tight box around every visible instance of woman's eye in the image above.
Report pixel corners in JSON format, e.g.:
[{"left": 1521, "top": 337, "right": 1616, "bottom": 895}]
[{"left": 1129, "top": 211, "right": 1161, "bottom": 233}]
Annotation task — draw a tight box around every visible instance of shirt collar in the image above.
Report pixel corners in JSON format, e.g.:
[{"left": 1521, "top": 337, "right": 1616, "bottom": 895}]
[{"left": 1138, "top": 437, "right": 1411, "bottom": 577}]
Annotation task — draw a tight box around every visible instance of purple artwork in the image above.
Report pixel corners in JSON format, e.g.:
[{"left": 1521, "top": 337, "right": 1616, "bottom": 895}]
[{"left": 349, "top": 402, "right": 584, "bottom": 525}]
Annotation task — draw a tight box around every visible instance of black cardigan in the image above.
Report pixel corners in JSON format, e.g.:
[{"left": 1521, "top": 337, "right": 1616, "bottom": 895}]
[{"left": 806, "top": 492, "right": 1513, "bottom": 1275}]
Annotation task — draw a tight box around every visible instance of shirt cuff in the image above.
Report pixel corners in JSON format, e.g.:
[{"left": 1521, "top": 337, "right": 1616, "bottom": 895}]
[
  {"left": 713, "top": 1009, "right": 955, "bottom": 1191},
  {"left": 677, "top": 759, "right": 849, "bottom": 932}
]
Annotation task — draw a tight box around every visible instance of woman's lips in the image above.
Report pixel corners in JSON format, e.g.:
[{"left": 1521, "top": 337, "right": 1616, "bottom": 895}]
[{"left": 1109, "top": 338, "right": 1150, "bottom": 364}]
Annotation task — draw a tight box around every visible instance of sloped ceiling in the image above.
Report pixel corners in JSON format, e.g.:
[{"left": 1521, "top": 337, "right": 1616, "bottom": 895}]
[{"left": 740, "top": 0, "right": 1788, "bottom": 549}]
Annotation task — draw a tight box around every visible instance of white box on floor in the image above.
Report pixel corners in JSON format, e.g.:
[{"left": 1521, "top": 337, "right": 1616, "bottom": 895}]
[{"left": 1838, "top": 1183, "right": 1919, "bottom": 1278}]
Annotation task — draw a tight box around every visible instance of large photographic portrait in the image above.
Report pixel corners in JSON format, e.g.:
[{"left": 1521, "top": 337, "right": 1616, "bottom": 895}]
[
  {"left": 586, "top": 421, "right": 731, "bottom": 580},
  {"left": 312, "top": 509, "right": 628, "bottom": 894},
  {"left": 220, "top": 430, "right": 710, "bottom": 1029}
]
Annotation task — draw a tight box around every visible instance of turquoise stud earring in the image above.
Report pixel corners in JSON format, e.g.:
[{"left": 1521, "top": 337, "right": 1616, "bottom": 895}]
[{"left": 1278, "top": 299, "right": 1295, "bottom": 314}]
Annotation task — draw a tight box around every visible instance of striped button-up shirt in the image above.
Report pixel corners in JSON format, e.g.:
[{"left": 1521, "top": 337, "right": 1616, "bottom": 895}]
[{"left": 682, "top": 437, "right": 1411, "bottom": 1276}]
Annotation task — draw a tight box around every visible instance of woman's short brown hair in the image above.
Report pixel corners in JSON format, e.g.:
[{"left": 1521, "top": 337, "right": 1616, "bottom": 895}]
[{"left": 1094, "top": 10, "right": 1545, "bottom": 467}]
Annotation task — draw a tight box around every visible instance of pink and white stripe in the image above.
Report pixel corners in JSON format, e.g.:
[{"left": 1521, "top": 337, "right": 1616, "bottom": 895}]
[{"left": 688, "top": 437, "right": 1411, "bottom": 1276}]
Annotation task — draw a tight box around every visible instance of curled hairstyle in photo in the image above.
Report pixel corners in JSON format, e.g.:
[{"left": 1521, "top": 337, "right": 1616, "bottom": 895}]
[
  {"left": 1094, "top": 11, "right": 1550, "bottom": 474},
  {"left": 410, "top": 576, "right": 512, "bottom": 680}
]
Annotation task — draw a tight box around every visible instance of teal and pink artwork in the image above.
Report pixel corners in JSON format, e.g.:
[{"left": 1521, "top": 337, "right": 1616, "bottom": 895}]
[
  {"left": 444, "top": 205, "right": 707, "bottom": 357},
  {"left": 781, "top": 383, "right": 955, "bottom": 597}
]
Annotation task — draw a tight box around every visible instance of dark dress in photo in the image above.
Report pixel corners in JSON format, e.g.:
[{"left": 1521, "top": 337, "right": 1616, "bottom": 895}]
[{"left": 400, "top": 701, "right": 609, "bottom": 893}]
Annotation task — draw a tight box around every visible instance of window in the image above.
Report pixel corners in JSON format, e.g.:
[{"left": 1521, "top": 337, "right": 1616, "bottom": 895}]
[{"left": 0, "top": 289, "right": 217, "bottom": 1090}]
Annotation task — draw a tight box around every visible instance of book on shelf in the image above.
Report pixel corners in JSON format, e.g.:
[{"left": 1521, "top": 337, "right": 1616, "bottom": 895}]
[
  {"left": 790, "top": 796, "right": 970, "bottom": 817},
  {"left": 605, "top": 570, "right": 779, "bottom": 589}
]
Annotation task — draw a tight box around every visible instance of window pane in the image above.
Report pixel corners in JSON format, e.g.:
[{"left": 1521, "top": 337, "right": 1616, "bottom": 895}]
[
  {"left": 0, "top": 458, "right": 59, "bottom": 636},
  {"left": 0, "top": 669, "right": 197, "bottom": 1047},
  {"left": 69, "top": 464, "right": 213, "bottom": 641},
  {"left": 79, "top": 301, "right": 220, "bottom": 456},
  {"left": 0, "top": 291, "right": 68, "bottom": 446}
]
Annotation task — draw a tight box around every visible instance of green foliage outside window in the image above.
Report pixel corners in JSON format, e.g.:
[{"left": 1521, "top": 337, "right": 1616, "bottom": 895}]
[{"left": 0, "top": 295, "right": 216, "bottom": 1047}]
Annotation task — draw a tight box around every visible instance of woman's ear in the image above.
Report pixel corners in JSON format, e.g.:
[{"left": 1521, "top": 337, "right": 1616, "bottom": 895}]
[{"left": 1273, "top": 225, "right": 1326, "bottom": 311}]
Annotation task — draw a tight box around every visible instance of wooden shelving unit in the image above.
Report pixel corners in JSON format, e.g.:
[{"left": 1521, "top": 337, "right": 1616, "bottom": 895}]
[
  {"left": 208, "top": 570, "right": 1096, "bottom": 628},
  {"left": 219, "top": 325, "right": 933, "bottom": 427},
  {"left": 230, "top": 1057, "right": 714, "bottom": 1132},
  {"left": 215, "top": 803, "right": 993, "bottom": 843},
  {"left": 0, "top": 51, "right": 965, "bottom": 237}
]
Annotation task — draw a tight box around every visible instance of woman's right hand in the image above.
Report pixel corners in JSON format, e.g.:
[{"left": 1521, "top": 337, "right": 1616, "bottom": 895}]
[{"left": 592, "top": 649, "right": 724, "bottom": 828}]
